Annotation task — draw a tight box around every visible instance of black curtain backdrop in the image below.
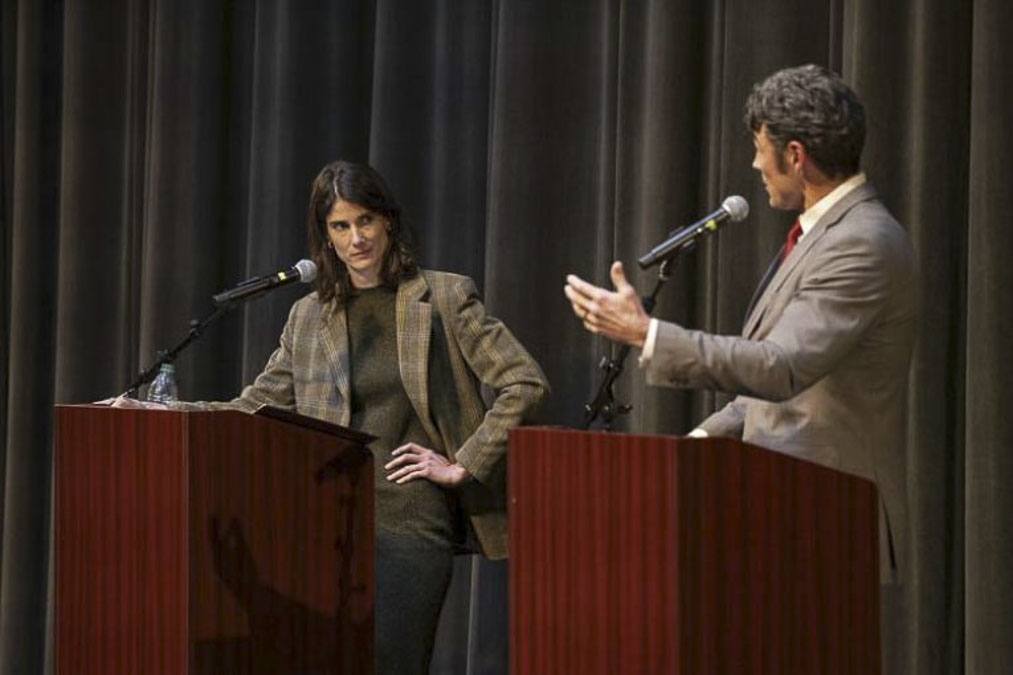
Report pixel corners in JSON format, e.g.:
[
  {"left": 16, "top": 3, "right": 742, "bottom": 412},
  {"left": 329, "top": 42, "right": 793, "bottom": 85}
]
[{"left": 2, "top": 1, "right": 1011, "bottom": 673}]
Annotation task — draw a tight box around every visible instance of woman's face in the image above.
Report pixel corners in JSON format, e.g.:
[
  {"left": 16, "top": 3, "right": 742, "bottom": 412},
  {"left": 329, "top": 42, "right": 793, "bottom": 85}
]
[{"left": 325, "top": 198, "right": 391, "bottom": 288}]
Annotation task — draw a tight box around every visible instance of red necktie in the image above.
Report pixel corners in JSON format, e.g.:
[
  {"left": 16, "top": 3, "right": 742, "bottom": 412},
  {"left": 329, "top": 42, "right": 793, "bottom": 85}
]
[{"left": 782, "top": 219, "right": 803, "bottom": 261}]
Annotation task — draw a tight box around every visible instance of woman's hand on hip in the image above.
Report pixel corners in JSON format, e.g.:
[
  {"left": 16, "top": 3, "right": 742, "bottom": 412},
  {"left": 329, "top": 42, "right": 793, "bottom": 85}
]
[{"left": 385, "top": 443, "right": 471, "bottom": 487}]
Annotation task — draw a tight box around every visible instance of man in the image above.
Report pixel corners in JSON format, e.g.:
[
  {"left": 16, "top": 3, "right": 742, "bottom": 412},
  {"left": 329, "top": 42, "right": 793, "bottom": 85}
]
[{"left": 564, "top": 64, "right": 916, "bottom": 669}]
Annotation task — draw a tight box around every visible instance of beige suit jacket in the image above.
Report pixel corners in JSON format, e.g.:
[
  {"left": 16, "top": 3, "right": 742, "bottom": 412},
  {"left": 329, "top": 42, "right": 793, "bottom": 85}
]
[
  {"left": 646, "top": 183, "right": 917, "bottom": 581},
  {"left": 221, "top": 270, "right": 549, "bottom": 559}
]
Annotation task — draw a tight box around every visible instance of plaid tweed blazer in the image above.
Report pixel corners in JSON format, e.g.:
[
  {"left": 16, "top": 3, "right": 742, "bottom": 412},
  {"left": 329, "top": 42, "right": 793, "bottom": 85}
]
[{"left": 223, "top": 270, "right": 549, "bottom": 559}]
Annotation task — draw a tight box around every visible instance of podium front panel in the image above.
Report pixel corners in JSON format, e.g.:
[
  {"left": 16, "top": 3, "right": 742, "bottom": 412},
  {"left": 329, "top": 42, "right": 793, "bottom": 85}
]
[
  {"left": 509, "top": 427, "right": 880, "bottom": 675},
  {"left": 55, "top": 407, "right": 189, "bottom": 674},
  {"left": 54, "top": 405, "right": 374, "bottom": 674}
]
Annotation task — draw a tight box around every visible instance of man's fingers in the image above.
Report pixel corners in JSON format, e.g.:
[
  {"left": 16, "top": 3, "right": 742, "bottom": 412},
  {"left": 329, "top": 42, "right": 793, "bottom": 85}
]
[
  {"left": 565, "top": 285, "right": 596, "bottom": 318},
  {"left": 610, "top": 261, "right": 632, "bottom": 292},
  {"left": 563, "top": 284, "right": 584, "bottom": 306},
  {"left": 565, "top": 274, "right": 605, "bottom": 300}
]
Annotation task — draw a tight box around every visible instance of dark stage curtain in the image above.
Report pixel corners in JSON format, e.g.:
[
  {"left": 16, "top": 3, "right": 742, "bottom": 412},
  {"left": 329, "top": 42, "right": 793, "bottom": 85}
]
[{"left": 3, "top": 1, "right": 1010, "bottom": 673}]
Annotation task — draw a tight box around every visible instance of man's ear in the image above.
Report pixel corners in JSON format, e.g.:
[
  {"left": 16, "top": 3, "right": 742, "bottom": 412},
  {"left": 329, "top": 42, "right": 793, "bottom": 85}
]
[{"left": 784, "top": 140, "right": 806, "bottom": 174}]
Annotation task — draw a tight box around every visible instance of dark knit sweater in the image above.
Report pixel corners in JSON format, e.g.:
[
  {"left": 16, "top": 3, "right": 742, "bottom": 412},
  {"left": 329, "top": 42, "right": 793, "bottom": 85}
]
[{"left": 345, "top": 285, "right": 463, "bottom": 550}]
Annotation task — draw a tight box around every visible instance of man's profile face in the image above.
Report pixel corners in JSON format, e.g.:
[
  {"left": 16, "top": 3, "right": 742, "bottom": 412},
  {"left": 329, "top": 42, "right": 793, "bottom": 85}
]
[{"left": 752, "top": 125, "right": 804, "bottom": 211}]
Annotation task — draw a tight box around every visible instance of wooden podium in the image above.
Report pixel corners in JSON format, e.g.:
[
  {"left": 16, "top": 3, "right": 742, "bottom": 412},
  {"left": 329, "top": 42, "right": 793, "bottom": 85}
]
[
  {"left": 53, "top": 405, "right": 374, "bottom": 674},
  {"left": 509, "top": 427, "right": 880, "bottom": 674}
]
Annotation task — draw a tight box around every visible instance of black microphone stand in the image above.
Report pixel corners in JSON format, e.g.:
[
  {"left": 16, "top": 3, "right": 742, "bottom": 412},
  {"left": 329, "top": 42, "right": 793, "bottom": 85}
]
[
  {"left": 581, "top": 255, "right": 678, "bottom": 430},
  {"left": 124, "top": 303, "right": 234, "bottom": 398},
  {"left": 123, "top": 262, "right": 314, "bottom": 398}
]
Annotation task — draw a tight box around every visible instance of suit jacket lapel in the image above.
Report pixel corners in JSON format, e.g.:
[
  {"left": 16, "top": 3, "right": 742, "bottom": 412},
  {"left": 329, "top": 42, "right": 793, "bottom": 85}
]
[
  {"left": 318, "top": 301, "right": 351, "bottom": 425},
  {"left": 744, "top": 224, "right": 825, "bottom": 338},
  {"left": 743, "top": 183, "right": 879, "bottom": 339},
  {"left": 396, "top": 275, "right": 442, "bottom": 447},
  {"left": 743, "top": 244, "right": 785, "bottom": 329}
]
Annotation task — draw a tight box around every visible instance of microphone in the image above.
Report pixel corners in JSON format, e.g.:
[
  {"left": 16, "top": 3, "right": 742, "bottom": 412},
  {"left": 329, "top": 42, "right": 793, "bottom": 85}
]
[
  {"left": 637, "top": 196, "right": 749, "bottom": 268},
  {"left": 213, "top": 259, "right": 318, "bottom": 305}
]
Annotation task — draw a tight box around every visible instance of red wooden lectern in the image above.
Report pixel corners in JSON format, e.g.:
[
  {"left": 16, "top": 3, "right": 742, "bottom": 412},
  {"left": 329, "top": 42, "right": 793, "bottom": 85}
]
[
  {"left": 509, "top": 427, "right": 880, "bottom": 674},
  {"left": 53, "top": 405, "right": 374, "bottom": 674}
]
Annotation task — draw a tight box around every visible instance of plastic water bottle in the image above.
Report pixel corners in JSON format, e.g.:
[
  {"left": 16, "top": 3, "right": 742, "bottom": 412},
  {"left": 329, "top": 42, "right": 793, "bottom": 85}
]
[{"left": 147, "top": 363, "right": 179, "bottom": 403}]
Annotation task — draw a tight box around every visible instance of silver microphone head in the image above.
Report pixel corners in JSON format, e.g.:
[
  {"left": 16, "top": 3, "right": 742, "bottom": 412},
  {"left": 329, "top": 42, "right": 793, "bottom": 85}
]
[
  {"left": 294, "top": 259, "right": 318, "bottom": 283},
  {"left": 722, "top": 195, "right": 749, "bottom": 221}
]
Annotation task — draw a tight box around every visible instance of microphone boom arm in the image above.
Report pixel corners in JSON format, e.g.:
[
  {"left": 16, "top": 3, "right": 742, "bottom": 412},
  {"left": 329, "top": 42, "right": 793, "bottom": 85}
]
[
  {"left": 124, "top": 259, "right": 316, "bottom": 397},
  {"left": 124, "top": 304, "right": 233, "bottom": 397},
  {"left": 582, "top": 256, "right": 677, "bottom": 430}
]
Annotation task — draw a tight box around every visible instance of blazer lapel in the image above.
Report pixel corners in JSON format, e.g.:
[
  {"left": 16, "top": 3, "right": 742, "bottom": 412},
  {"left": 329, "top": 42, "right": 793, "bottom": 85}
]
[
  {"left": 742, "top": 244, "right": 785, "bottom": 330},
  {"left": 396, "top": 275, "right": 442, "bottom": 448},
  {"left": 744, "top": 225, "right": 825, "bottom": 338},
  {"left": 743, "top": 183, "right": 879, "bottom": 339},
  {"left": 318, "top": 302, "right": 351, "bottom": 425}
]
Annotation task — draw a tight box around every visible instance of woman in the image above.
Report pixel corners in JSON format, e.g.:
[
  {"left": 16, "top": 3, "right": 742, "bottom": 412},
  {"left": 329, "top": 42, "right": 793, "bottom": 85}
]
[{"left": 198, "top": 160, "right": 548, "bottom": 672}]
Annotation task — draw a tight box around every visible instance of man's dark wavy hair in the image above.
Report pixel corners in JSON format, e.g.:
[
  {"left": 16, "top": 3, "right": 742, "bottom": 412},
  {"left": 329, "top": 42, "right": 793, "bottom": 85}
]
[
  {"left": 306, "top": 160, "right": 418, "bottom": 305},
  {"left": 745, "top": 64, "right": 865, "bottom": 178}
]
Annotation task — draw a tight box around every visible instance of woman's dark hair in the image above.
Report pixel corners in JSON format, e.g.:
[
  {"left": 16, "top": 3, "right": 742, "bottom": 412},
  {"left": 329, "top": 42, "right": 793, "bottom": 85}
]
[
  {"left": 744, "top": 64, "right": 866, "bottom": 178},
  {"left": 306, "top": 160, "right": 418, "bottom": 305}
]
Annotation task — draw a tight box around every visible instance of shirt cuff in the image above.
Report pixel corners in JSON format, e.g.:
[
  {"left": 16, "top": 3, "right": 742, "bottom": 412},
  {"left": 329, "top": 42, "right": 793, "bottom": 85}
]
[
  {"left": 637, "top": 318, "right": 660, "bottom": 368},
  {"left": 687, "top": 427, "right": 709, "bottom": 438}
]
